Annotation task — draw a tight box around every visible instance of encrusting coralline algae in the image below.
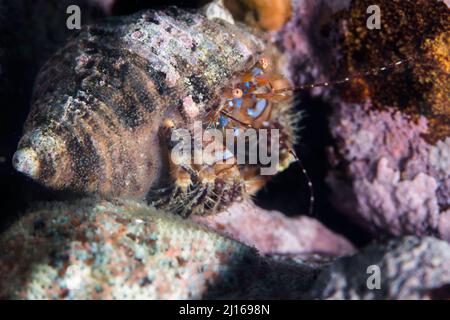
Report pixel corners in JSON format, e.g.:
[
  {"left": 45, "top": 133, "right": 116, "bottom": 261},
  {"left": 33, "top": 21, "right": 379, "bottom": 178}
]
[{"left": 12, "top": 2, "right": 300, "bottom": 217}]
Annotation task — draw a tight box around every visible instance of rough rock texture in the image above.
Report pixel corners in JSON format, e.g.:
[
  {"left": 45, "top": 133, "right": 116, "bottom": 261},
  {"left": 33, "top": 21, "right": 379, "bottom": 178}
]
[
  {"left": 308, "top": 236, "right": 450, "bottom": 299},
  {"left": 0, "top": 0, "right": 108, "bottom": 126},
  {"left": 224, "top": 0, "right": 292, "bottom": 31},
  {"left": 194, "top": 201, "right": 356, "bottom": 256},
  {"left": 0, "top": 0, "right": 111, "bottom": 230},
  {"left": 337, "top": 0, "right": 450, "bottom": 144},
  {"left": 0, "top": 199, "right": 318, "bottom": 299},
  {"left": 278, "top": 0, "right": 449, "bottom": 239},
  {"left": 13, "top": 5, "right": 266, "bottom": 199}
]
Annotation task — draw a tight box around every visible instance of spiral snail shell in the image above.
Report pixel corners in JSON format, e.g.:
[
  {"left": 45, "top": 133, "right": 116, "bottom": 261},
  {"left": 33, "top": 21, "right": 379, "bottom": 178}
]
[{"left": 13, "top": 3, "right": 297, "bottom": 215}]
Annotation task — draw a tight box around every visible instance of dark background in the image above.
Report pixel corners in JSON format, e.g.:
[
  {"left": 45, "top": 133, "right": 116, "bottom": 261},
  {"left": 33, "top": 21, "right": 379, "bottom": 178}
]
[{"left": 0, "top": 0, "right": 370, "bottom": 246}]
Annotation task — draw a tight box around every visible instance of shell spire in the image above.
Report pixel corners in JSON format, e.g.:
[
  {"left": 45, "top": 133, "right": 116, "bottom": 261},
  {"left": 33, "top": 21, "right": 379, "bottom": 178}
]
[
  {"left": 13, "top": 5, "right": 267, "bottom": 202},
  {"left": 13, "top": 131, "right": 71, "bottom": 188}
]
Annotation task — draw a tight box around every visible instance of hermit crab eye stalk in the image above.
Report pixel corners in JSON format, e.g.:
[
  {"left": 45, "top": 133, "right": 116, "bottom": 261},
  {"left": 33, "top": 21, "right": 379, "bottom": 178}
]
[
  {"left": 232, "top": 88, "right": 243, "bottom": 98},
  {"left": 259, "top": 57, "right": 269, "bottom": 70}
]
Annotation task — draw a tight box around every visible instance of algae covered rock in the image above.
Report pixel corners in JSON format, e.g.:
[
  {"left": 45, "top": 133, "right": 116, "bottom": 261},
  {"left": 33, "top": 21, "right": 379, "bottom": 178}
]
[
  {"left": 224, "top": 0, "right": 292, "bottom": 31},
  {"left": 1, "top": 199, "right": 449, "bottom": 300},
  {"left": 308, "top": 236, "right": 450, "bottom": 299},
  {"left": 337, "top": 0, "right": 449, "bottom": 143},
  {"left": 324, "top": 0, "right": 450, "bottom": 239},
  {"left": 0, "top": 199, "right": 317, "bottom": 299}
]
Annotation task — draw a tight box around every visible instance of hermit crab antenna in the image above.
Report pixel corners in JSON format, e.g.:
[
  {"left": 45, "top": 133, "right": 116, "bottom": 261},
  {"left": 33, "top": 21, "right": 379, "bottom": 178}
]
[
  {"left": 289, "top": 148, "right": 314, "bottom": 216},
  {"left": 274, "top": 56, "right": 416, "bottom": 94}
]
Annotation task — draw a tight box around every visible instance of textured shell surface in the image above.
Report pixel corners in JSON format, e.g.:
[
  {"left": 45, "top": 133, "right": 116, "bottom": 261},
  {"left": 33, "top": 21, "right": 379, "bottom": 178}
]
[{"left": 13, "top": 5, "right": 296, "bottom": 216}]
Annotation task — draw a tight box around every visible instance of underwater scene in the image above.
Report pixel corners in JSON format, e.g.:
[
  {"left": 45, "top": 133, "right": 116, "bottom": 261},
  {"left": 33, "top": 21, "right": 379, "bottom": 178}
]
[{"left": 0, "top": 0, "right": 449, "bottom": 301}]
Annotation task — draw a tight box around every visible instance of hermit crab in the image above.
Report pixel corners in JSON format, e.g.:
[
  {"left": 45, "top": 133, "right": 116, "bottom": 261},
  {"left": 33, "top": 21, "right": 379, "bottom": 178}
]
[{"left": 12, "top": 4, "right": 302, "bottom": 216}]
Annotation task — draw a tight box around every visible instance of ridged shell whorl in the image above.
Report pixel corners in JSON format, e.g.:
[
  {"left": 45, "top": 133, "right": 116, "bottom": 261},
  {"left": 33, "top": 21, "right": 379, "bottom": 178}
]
[{"left": 13, "top": 5, "right": 266, "bottom": 199}]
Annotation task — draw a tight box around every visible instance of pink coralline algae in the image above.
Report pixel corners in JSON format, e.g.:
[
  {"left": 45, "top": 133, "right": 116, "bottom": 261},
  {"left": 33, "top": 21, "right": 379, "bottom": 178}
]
[
  {"left": 193, "top": 201, "right": 355, "bottom": 256},
  {"left": 275, "top": 0, "right": 349, "bottom": 95},
  {"left": 326, "top": 102, "right": 449, "bottom": 240}
]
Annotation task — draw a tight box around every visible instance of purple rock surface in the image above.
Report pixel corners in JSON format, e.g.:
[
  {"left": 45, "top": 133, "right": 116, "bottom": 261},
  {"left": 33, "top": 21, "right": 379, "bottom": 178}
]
[{"left": 327, "top": 102, "right": 449, "bottom": 239}]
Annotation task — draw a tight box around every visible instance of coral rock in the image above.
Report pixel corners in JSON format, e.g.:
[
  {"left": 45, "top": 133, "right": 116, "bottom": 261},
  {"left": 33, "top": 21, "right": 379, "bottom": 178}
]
[
  {"left": 277, "top": 0, "right": 449, "bottom": 239},
  {"left": 12, "top": 6, "right": 265, "bottom": 199},
  {"left": 194, "top": 201, "right": 356, "bottom": 256},
  {"left": 224, "top": 0, "right": 292, "bottom": 31},
  {"left": 308, "top": 236, "right": 450, "bottom": 299}
]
